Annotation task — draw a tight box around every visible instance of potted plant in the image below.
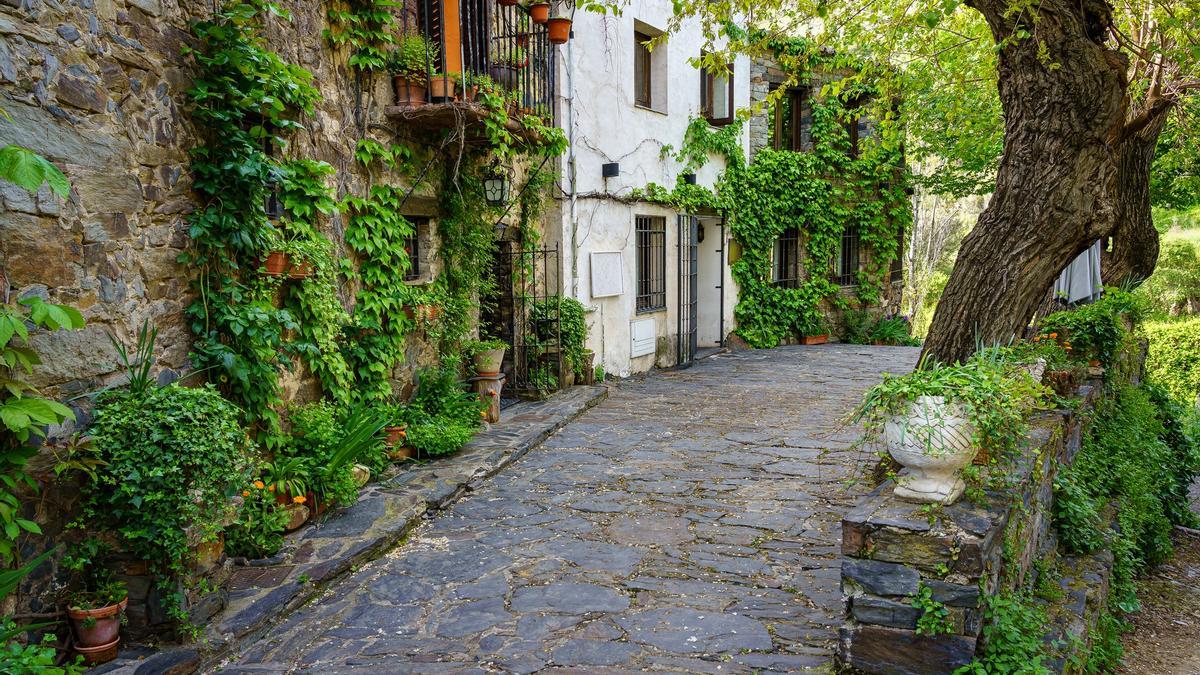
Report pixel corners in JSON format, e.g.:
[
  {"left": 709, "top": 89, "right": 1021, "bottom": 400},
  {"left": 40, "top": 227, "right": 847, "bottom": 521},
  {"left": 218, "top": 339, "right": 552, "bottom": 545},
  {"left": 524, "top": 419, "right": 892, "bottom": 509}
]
[
  {"left": 467, "top": 338, "right": 508, "bottom": 375},
  {"left": 800, "top": 318, "right": 832, "bottom": 345},
  {"left": 547, "top": 14, "right": 572, "bottom": 44},
  {"left": 490, "top": 45, "right": 527, "bottom": 89},
  {"left": 528, "top": 1, "right": 550, "bottom": 23},
  {"left": 850, "top": 355, "right": 1050, "bottom": 504},
  {"left": 429, "top": 72, "right": 457, "bottom": 103},
  {"left": 260, "top": 250, "right": 289, "bottom": 277},
  {"left": 62, "top": 540, "right": 128, "bottom": 664},
  {"left": 390, "top": 33, "right": 434, "bottom": 106}
]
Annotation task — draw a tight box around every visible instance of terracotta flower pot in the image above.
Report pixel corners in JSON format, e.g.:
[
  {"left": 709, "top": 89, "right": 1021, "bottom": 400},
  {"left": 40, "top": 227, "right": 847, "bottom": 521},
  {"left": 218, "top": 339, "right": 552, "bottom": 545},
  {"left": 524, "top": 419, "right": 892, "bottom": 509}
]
[
  {"left": 69, "top": 597, "right": 127, "bottom": 648},
  {"left": 388, "top": 444, "right": 415, "bottom": 462},
  {"left": 392, "top": 75, "right": 427, "bottom": 107},
  {"left": 287, "top": 260, "right": 313, "bottom": 279},
  {"left": 429, "top": 75, "right": 456, "bottom": 103},
  {"left": 262, "top": 251, "right": 289, "bottom": 276},
  {"left": 498, "top": 0, "right": 517, "bottom": 6},
  {"left": 384, "top": 425, "right": 407, "bottom": 448},
  {"left": 547, "top": 17, "right": 571, "bottom": 44},
  {"left": 529, "top": 2, "right": 550, "bottom": 23},
  {"left": 75, "top": 637, "right": 120, "bottom": 666},
  {"left": 800, "top": 334, "right": 828, "bottom": 345}
]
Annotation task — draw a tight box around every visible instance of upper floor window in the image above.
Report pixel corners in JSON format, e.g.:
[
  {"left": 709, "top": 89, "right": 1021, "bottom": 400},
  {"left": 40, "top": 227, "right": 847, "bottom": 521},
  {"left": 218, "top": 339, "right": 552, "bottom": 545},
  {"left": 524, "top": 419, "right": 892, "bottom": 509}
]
[
  {"left": 700, "top": 54, "right": 734, "bottom": 126},
  {"left": 844, "top": 95, "right": 873, "bottom": 159},
  {"left": 633, "top": 22, "right": 667, "bottom": 113},
  {"left": 771, "top": 86, "right": 813, "bottom": 152}
]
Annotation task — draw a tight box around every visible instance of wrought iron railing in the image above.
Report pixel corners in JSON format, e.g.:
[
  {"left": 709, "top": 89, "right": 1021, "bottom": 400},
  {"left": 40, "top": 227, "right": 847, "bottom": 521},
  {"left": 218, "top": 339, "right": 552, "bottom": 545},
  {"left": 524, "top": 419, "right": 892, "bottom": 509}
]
[{"left": 397, "top": 0, "right": 556, "bottom": 121}]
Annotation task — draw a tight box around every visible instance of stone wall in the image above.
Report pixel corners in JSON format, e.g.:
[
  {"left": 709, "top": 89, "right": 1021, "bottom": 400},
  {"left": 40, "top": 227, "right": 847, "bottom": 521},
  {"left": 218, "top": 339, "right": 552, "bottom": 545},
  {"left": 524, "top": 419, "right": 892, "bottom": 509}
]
[
  {"left": 837, "top": 384, "right": 1104, "bottom": 673},
  {"left": 0, "top": 0, "right": 455, "bottom": 628}
]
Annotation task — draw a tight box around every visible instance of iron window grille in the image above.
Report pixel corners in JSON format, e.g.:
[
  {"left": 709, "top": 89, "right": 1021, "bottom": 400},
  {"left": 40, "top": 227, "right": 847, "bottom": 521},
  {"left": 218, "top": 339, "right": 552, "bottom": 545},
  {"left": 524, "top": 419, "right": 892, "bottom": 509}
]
[
  {"left": 773, "top": 226, "right": 802, "bottom": 288},
  {"left": 700, "top": 53, "right": 734, "bottom": 126},
  {"left": 634, "top": 30, "right": 653, "bottom": 108},
  {"left": 890, "top": 225, "right": 904, "bottom": 283},
  {"left": 636, "top": 215, "right": 666, "bottom": 313},
  {"left": 835, "top": 226, "right": 861, "bottom": 286}
]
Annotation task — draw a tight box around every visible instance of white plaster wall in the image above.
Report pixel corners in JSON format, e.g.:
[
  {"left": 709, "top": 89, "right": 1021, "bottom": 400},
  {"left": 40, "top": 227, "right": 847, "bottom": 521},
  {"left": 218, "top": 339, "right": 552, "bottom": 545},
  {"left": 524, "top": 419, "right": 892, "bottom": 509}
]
[{"left": 555, "top": 2, "right": 748, "bottom": 377}]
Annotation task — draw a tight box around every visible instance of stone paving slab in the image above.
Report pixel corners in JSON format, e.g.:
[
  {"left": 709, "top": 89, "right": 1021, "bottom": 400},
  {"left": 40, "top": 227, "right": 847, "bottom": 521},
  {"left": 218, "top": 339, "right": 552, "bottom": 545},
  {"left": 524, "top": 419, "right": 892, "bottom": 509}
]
[
  {"left": 215, "top": 345, "right": 919, "bottom": 674},
  {"left": 91, "top": 385, "right": 607, "bottom": 675}
]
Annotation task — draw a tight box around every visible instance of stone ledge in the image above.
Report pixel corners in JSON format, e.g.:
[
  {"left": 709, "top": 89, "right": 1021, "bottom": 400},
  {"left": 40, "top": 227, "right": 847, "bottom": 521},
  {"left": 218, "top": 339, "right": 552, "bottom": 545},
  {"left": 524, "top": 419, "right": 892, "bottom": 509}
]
[
  {"left": 838, "top": 383, "right": 1103, "bottom": 674},
  {"left": 92, "top": 385, "right": 607, "bottom": 674}
]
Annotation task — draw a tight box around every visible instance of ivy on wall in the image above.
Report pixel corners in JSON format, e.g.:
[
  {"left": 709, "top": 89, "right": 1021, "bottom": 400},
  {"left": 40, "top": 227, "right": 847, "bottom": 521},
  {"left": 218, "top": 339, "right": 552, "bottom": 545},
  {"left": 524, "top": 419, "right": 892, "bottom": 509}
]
[{"left": 325, "top": 0, "right": 397, "bottom": 71}]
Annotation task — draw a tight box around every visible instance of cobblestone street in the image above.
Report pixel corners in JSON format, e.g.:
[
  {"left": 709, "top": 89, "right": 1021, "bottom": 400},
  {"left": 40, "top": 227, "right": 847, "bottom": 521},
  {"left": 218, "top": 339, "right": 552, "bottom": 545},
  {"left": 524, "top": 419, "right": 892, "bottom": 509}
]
[{"left": 219, "top": 345, "right": 918, "bottom": 674}]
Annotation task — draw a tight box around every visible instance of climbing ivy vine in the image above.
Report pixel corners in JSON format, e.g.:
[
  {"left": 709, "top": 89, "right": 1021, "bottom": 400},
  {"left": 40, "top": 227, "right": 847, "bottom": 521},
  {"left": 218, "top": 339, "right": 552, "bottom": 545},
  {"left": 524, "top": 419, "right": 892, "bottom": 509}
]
[{"left": 324, "top": 0, "right": 397, "bottom": 72}]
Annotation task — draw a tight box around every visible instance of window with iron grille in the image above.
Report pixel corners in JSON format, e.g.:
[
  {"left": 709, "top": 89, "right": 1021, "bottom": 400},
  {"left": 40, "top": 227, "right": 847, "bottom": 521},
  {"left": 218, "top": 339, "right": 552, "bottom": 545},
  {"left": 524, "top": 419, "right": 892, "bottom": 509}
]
[
  {"left": 700, "top": 52, "right": 734, "bottom": 126},
  {"left": 773, "top": 227, "right": 802, "bottom": 288},
  {"left": 403, "top": 216, "right": 428, "bottom": 282},
  {"left": 770, "top": 87, "right": 813, "bottom": 152},
  {"left": 636, "top": 215, "right": 666, "bottom": 312},
  {"left": 634, "top": 31, "right": 653, "bottom": 108},
  {"left": 890, "top": 225, "right": 904, "bottom": 283},
  {"left": 835, "top": 226, "right": 861, "bottom": 286}
]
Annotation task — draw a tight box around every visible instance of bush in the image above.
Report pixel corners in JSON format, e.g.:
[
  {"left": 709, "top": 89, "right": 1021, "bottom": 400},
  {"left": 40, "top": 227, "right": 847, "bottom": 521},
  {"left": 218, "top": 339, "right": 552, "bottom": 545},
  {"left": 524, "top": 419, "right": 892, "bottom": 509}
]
[
  {"left": 1139, "top": 240, "right": 1200, "bottom": 316},
  {"left": 1145, "top": 318, "right": 1200, "bottom": 405},
  {"left": 225, "top": 486, "right": 290, "bottom": 559},
  {"left": 88, "top": 384, "right": 249, "bottom": 578},
  {"left": 282, "top": 402, "right": 386, "bottom": 507},
  {"left": 1039, "top": 301, "right": 1125, "bottom": 367},
  {"left": 403, "top": 367, "right": 484, "bottom": 457},
  {"left": 531, "top": 296, "right": 588, "bottom": 377},
  {"left": 0, "top": 625, "right": 83, "bottom": 675}
]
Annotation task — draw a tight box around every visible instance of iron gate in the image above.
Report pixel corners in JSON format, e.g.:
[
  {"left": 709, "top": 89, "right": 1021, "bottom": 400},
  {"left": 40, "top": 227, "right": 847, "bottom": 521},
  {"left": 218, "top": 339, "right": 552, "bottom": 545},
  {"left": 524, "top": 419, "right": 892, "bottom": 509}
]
[
  {"left": 482, "top": 242, "right": 562, "bottom": 401},
  {"left": 677, "top": 215, "right": 698, "bottom": 367}
]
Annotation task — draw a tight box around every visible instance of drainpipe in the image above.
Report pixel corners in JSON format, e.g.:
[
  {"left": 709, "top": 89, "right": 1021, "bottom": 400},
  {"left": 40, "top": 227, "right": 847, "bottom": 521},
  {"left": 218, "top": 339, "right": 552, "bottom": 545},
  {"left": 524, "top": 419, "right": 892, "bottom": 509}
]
[{"left": 566, "top": 38, "right": 579, "bottom": 301}]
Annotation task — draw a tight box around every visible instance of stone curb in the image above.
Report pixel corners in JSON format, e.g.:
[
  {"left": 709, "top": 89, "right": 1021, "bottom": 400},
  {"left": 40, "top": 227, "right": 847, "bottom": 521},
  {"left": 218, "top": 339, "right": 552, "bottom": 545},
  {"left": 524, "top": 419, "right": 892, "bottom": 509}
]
[{"left": 91, "top": 385, "right": 609, "bottom": 675}]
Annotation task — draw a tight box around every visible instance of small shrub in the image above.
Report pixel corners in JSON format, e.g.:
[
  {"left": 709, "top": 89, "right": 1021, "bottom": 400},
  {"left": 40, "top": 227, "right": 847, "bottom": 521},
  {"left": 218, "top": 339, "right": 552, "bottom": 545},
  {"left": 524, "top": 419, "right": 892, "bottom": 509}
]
[
  {"left": 841, "top": 308, "right": 874, "bottom": 344},
  {"left": 1144, "top": 318, "right": 1200, "bottom": 405},
  {"left": 955, "top": 592, "right": 1050, "bottom": 675},
  {"left": 0, "top": 624, "right": 83, "bottom": 675},
  {"left": 225, "top": 485, "right": 290, "bottom": 559},
  {"left": 911, "top": 584, "right": 953, "bottom": 636}
]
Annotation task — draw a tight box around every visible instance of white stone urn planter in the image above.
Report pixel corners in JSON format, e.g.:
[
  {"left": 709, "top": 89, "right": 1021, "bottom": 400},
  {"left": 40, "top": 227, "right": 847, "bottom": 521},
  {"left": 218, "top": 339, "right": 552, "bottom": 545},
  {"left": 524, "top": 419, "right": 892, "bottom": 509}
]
[{"left": 883, "top": 395, "right": 977, "bottom": 505}]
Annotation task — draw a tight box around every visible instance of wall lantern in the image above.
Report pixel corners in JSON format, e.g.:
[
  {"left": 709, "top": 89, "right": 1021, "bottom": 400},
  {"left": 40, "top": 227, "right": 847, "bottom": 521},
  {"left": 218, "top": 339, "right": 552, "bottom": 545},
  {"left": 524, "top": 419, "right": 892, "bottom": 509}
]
[
  {"left": 484, "top": 165, "right": 512, "bottom": 206},
  {"left": 265, "top": 186, "right": 284, "bottom": 222},
  {"left": 602, "top": 162, "right": 620, "bottom": 178}
]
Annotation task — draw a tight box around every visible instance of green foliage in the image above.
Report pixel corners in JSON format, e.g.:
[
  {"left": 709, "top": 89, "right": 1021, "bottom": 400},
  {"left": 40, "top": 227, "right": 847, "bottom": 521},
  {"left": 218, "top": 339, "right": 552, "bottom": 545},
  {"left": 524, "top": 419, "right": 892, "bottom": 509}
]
[
  {"left": 1140, "top": 240, "right": 1200, "bottom": 316},
  {"left": 402, "top": 367, "right": 484, "bottom": 457},
  {"left": 183, "top": 0, "right": 321, "bottom": 438},
  {"left": 87, "top": 384, "right": 250, "bottom": 581},
  {"left": 841, "top": 308, "right": 875, "bottom": 344},
  {"left": 61, "top": 538, "right": 126, "bottom": 609},
  {"left": 388, "top": 32, "right": 436, "bottom": 80},
  {"left": 281, "top": 402, "right": 386, "bottom": 506},
  {"left": 0, "top": 625, "right": 83, "bottom": 675},
  {"left": 870, "top": 316, "right": 921, "bottom": 346},
  {"left": 955, "top": 591, "right": 1050, "bottom": 675},
  {"left": 225, "top": 481, "right": 289, "bottom": 559},
  {"left": 1052, "top": 469, "right": 1105, "bottom": 555},
  {"left": 1039, "top": 302, "right": 1125, "bottom": 368},
  {"left": 721, "top": 88, "right": 909, "bottom": 348},
  {"left": 910, "top": 583, "right": 953, "bottom": 636},
  {"left": 0, "top": 145, "right": 69, "bottom": 198},
  {"left": 325, "top": 0, "right": 397, "bottom": 72},
  {"left": 1146, "top": 319, "right": 1200, "bottom": 405},
  {"left": 852, "top": 353, "right": 1051, "bottom": 461},
  {"left": 531, "top": 297, "right": 588, "bottom": 378}
]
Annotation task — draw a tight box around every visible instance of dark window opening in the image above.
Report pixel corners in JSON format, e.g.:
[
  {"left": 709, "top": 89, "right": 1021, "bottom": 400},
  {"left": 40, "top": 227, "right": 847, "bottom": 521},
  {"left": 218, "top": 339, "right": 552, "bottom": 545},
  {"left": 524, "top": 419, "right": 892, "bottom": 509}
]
[
  {"left": 836, "top": 226, "right": 861, "bottom": 286},
  {"left": 890, "top": 225, "right": 904, "bottom": 283},
  {"left": 634, "top": 31, "right": 653, "bottom": 108},
  {"left": 636, "top": 215, "right": 666, "bottom": 312},
  {"left": 773, "top": 227, "right": 802, "bottom": 288},
  {"left": 770, "top": 87, "right": 812, "bottom": 152},
  {"left": 404, "top": 216, "right": 428, "bottom": 282},
  {"left": 701, "top": 54, "right": 734, "bottom": 126}
]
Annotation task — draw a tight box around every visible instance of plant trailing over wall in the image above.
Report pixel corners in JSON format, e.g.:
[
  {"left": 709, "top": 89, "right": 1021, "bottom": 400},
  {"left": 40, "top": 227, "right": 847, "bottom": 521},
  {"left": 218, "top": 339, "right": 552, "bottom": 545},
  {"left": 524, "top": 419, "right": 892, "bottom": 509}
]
[
  {"left": 183, "top": 0, "right": 321, "bottom": 439},
  {"left": 401, "top": 367, "right": 485, "bottom": 457},
  {"left": 324, "top": 0, "right": 397, "bottom": 71}
]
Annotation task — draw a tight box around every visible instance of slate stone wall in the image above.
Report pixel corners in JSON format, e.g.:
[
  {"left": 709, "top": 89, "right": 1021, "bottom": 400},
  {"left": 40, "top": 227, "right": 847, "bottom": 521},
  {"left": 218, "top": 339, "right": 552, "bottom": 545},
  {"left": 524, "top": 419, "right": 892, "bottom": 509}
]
[{"left": 837, "top": 385, "right": 1103, "bottom": 674}]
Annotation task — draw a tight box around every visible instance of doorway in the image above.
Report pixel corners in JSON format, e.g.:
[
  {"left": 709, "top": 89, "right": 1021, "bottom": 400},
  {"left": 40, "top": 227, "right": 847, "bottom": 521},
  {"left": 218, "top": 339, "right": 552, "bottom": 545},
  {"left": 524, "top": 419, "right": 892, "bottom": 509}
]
[{"left": 695, "top": 215, "right": 725, "bottom": 348}]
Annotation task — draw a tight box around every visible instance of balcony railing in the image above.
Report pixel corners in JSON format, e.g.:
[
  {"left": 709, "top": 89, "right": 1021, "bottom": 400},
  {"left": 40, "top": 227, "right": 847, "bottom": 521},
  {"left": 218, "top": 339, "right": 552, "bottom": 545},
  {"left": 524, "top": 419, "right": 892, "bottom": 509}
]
[{"left": 390, "top": 0, "right": 557, "bottom": 127}]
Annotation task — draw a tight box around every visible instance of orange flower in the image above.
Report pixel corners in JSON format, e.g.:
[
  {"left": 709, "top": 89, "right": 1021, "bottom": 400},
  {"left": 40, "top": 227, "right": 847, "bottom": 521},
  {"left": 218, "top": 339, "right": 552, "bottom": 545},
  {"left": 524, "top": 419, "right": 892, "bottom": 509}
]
[
  {"left": 293, "top": 495, "right": 307, "bottom": 504},
  {"left": 398, "top": 430, "right": 407, "bottom": 438},
  {"left": 480, "top": 409, "right": 488, "bottom": 417},
  {"left": 267, "top": 484, "right": 276, "bottom": 491},
  {"left": 242, "top": 490, "right": 251, "bottom": 497},
  {"left": 1049, "top": 332, "right": 1058, "bottom": 339},
  {"left": 253, "top": 480, "right": 265, "bottom": 490}
]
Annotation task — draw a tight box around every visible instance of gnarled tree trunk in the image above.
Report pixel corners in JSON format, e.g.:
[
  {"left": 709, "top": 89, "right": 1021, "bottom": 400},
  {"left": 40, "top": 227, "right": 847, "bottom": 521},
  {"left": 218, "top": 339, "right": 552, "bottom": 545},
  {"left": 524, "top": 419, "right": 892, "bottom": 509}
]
[
  {"left": 920, "top": 0, "right": 1129, "bottom": 364},
  {"left": 1103, "top": 110, "right": 1169, "bottom": 286}
]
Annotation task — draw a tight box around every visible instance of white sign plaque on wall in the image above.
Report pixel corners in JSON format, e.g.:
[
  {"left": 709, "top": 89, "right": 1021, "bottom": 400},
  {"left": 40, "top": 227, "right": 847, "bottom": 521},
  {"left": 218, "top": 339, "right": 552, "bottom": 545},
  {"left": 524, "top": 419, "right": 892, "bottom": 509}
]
[{"left": 590, "top": 251, "right": 624, "bottom": 298}]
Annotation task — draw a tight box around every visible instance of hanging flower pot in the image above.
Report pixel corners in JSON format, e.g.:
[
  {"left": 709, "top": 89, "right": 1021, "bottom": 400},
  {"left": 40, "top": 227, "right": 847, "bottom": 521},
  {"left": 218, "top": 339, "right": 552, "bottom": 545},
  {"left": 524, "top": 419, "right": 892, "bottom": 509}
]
[
  {"left": 429, "top": 74, "right": 457, "bottom": 103},
  {"left": 261, "top": 251, "right": 289, "bottom": 277},
  {"left": 546, "top": 16, "right": 572, "bottom": 44},
  {"left": 529, "top": 1, "right": 550, "bottom": 23},
  {"left": 392, "top": 75, "right": 427, "bottom": 107}
]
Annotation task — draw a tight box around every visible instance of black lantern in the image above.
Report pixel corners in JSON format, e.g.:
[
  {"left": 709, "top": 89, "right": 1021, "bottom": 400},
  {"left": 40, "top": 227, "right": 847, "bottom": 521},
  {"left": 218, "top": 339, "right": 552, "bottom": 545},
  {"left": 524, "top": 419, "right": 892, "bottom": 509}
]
[
  {"left": 483, "top": 165, "right": 512, "bottom": 206},
  {"left": 265, "top": 187, "right": 284, "bottom": 221}
]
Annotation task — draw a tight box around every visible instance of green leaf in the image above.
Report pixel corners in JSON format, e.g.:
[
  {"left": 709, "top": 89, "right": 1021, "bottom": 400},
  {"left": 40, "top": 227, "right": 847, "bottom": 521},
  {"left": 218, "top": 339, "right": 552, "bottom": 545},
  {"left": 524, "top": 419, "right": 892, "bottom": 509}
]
[{"left": 0, "top": 145, "right": 70, "bottom": 197}]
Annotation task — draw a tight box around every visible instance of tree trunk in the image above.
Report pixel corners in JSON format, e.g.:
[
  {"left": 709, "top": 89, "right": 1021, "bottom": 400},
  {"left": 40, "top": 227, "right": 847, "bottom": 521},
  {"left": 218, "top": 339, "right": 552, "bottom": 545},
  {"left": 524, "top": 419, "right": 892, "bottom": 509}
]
[
  {"left": 920, "top": 0, "right": 1128, "bottom": 364},
  {"left": 1103, "top": 110, "right": 1168, "bottom": 286}
]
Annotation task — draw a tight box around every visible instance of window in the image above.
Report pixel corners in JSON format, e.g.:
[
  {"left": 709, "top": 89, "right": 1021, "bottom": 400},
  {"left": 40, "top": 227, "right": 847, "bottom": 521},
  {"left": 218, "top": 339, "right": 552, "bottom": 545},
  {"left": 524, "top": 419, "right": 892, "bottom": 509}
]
[
  {"left": 770, "top": 87, "right": 812, "bottom": 152},
  {"left": 403, "top": 216, "right": 429, "bottom": 282},
  {"left": 773, "top": 227, "right": 801, "bottom": 288},
  {"left": 844, "top": 95, "right": 872, "bottom": 158},
  {"left": 835, "top": 226, "right": 861, "bottom": 286},
  {"left": 636, "top": 215, "right": 666, "bottom": 312},
  {"left": 700, "top": 54, "right": 734, "bottom": 126},
  {"left": 634, "top": 30, "right": 653, "bottom": 108}
]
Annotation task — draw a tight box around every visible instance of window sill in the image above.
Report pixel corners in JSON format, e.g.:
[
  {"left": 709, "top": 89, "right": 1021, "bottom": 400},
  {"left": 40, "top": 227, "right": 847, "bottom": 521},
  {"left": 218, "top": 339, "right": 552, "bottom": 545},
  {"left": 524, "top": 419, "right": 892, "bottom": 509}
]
[
  {"left": 404, "top": 276, "right": 435, "bottom": 286},
  {"left": 636, "top": 306, "right": 667, "bottom": 316},
  {"left": 634, "top": 104, "right": 668, "bottom": 116}
]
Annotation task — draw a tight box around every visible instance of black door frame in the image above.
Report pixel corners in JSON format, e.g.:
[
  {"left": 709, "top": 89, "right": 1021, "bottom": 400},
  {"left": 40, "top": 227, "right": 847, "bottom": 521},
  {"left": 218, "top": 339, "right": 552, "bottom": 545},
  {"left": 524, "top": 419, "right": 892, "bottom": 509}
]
[{"left": 677, "top": 214, "right": 699, "bottom": 367}]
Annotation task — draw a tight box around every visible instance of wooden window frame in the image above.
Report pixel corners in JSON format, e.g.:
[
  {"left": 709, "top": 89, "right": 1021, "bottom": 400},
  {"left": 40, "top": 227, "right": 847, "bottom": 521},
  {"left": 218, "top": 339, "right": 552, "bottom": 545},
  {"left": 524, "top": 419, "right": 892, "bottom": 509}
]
[
  {"left": 700, "top": 54, "right": 734, "bottom": 126},
  {"left": 634, "top": 30, "right": 653, "bottom": 109},
  {"left": 636, "top": 215, "right": 667, "bottom": 313},
  {"left": 771, "top": 87, "right": 812, "bottom": 152}
]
